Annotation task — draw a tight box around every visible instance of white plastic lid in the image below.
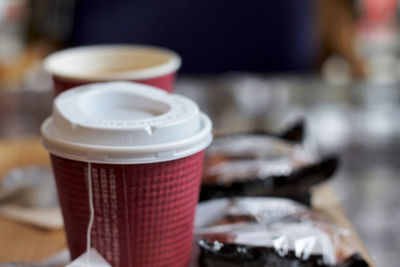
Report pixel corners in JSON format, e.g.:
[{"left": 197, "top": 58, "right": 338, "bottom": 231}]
[{"left": 41, "top": 82, "right": 212, "bottom": 164}]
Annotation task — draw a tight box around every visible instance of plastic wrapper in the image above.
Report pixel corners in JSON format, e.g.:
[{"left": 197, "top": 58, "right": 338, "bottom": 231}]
[
  {"left": 0, "top": 166, "right": 58, "bottom": 207},
  {"left": 201, "top": 122, "right": 338, "bottom": 205},
  {"left": 204, "top": 135, "right": 316, "bottom": 182},
  {"left": 194, "top": 197, "right": 369, "bottom": 267}
]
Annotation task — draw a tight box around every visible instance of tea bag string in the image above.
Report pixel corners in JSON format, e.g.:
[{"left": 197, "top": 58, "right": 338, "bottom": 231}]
[{"left": 86, "top": 162, "right": 95, "bottom": 265}]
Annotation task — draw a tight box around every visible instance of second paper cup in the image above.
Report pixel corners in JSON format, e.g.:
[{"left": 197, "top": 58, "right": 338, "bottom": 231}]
[{"left": 44, "top": 45, "right": 181, "bottom": 95}]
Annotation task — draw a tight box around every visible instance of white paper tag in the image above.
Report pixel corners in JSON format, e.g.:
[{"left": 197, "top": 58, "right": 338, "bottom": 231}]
[{"left": 66, "top": 248, "right": 111, "bottom": 267}]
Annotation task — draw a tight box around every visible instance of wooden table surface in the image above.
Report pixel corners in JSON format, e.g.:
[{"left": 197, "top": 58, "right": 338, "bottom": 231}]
[
  {"left": 0, "top": 138, "right": 374, "bottom": 265},
  {"left": 0, "top": 138, "right": 66, "bottom": 263}
]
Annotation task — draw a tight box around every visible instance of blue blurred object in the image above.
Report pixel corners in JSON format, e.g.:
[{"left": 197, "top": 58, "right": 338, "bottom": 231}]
[{"left": 70, "top": 0, "right": 318, "bottom": 73}]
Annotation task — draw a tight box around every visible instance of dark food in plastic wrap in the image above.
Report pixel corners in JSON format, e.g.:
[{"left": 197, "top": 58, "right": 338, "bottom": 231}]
[
  {"left": 278, "top": 119, "right": 306, "bottom": 143},
  {"left": 195, "top": 197, "right": 369, "bottom": 267},
  {"left": 204, "top": 135, "right": 316, "bottom": 184},
  {"left": 201, "top": 129, "right": 338, "bottom": 204},
  {"left": 199, "top": 241, "right": 368, "bottom": 267}
]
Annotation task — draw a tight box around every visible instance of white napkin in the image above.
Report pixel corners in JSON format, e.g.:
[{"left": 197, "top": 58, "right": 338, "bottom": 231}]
[{"left": 0, "top": 204, "right": 63, "bottom": 230}]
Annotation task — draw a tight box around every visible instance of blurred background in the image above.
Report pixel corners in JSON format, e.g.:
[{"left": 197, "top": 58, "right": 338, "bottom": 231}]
[{"left": 0, "top": 0, "right": 399, "bottom": 266}]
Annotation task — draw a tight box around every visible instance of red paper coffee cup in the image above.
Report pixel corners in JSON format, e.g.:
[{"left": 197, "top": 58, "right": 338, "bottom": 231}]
[
  {"left": 41, "top": 82, "right": 212, "bottom": 267},
  {"left": 44, "top": 45, "right": 181, "bottom": 95}
]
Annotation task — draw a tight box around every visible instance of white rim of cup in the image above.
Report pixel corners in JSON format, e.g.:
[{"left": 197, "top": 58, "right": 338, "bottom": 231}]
[{"left": 43, "top": 44, "right": 182, "bottom": 81}]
